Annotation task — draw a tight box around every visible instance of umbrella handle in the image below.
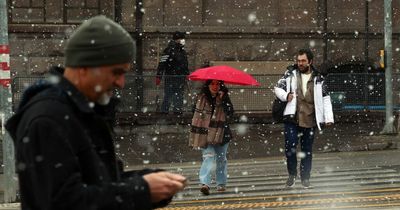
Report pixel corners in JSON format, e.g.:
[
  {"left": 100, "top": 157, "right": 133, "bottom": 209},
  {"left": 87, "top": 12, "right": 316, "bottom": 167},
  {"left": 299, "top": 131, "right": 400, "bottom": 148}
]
[{"left": 185, "top": 80, "right": 192, "bottom": 96}]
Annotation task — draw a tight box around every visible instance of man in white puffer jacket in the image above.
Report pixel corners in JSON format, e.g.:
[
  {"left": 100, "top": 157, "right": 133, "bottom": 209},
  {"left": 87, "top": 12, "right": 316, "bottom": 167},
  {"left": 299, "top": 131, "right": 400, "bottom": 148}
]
[{"left": 274, "top": 48, "right": 334, "bottom": 189}]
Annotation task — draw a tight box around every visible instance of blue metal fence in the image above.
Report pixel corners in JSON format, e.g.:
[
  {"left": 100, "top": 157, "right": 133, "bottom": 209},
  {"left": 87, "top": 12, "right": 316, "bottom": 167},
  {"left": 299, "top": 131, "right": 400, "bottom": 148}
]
[{"left": 11, "top": 73, "right": 399, "bottom": 112}]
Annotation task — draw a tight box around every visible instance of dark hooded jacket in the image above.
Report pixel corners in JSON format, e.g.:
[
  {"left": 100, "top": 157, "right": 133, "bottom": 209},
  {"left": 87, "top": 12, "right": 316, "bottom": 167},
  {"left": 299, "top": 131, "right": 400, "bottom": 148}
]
[
  {"left": 156, "top": 40, "right": 189, "bottom": 78},
  {"left": 5, "top": 70, "right": 166, "bottom": 210}
]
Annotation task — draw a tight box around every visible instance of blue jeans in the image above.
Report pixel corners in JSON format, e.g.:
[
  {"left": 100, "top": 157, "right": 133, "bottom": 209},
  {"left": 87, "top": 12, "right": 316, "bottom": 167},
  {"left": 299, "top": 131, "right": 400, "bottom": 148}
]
[
  {"left": 199, "top": 143, "right": 229, "bottom": 187},
  {"left": 284, "top": 123, "right": 315, "bottom": 180},
  {"left": 161, "top": 77, "right": 185, "bottom": 113}
]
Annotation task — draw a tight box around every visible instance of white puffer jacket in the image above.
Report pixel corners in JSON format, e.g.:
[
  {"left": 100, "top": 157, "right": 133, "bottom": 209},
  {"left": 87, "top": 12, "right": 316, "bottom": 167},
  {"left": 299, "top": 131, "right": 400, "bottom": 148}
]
[{"left": 274, "top": 68, "right": 334, "bottom": 130}]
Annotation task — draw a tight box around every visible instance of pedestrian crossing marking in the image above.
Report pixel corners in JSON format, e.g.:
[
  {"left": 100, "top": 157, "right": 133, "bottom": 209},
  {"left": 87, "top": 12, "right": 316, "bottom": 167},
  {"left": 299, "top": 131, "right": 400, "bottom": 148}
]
[
  {"left": 164, "top": 193, "right": 400, "bottom": 209},
  {"left": 297, "top": 202, "right": 400, "bottom": 209},
  {"left": 172, "top": 187, "right": 400, "bottom": 204},
  {"left": 128, "top": 151, "right": 400, "bottom": 209}
]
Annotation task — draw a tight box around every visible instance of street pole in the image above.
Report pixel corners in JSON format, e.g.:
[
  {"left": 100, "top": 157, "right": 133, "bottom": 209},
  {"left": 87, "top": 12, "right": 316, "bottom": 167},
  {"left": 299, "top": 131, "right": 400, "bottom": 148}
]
[
  {"left": 0, "top": 0, "right": 17, "bottom": 202},
  {"left": 381, "top": 0, "right": 395, "bottom": 134}
]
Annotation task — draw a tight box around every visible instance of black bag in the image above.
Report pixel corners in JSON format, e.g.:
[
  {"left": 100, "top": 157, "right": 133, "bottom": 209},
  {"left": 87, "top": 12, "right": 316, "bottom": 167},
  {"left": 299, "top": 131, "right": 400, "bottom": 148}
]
[
  {"left": 272, "top": 74, "right": 292, "bottom": 123},
  {"left": 272, "top": 98, "right": 287, "bottom": 123}
]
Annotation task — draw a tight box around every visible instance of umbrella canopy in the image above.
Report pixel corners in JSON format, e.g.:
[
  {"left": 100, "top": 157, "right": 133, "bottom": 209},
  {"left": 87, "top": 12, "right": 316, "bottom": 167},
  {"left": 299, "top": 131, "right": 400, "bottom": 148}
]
[{"left": 188, "top": 65, "right": 260, "bottom": 86}]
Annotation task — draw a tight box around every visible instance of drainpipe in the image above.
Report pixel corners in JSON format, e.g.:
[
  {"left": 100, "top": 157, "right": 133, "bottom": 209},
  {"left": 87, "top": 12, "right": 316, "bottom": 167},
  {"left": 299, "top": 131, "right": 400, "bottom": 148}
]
[
  {"left": 322, "top": 0, "right": 328, "bottom": 63},
  {"left": 363, "top": 0, "right": 369, "bottom": 108},
  {"left": 114, "top": 0, "right": 123, "bottom": 23},
  {"left": 135, "top": 0, "right": 144, "bottom": 111}
]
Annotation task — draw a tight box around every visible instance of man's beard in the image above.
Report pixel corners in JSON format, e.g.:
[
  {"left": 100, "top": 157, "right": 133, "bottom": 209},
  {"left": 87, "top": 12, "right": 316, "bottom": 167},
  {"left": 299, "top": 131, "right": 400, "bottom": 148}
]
[
  {"left": 96, "top": 92, "right": 112, "bottom": 105},
  {"left": 299, "top": 64, "right": 310, "bottom": 73}
]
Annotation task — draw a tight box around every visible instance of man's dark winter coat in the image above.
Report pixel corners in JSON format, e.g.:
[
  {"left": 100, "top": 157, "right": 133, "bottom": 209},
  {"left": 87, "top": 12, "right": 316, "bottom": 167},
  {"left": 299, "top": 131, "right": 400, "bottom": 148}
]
[
  {"left": 156, "top": 40, "right": 189, "bottom": 77},
  {"left": 6, "top": 72, "right": 164, "bottom": 210}
]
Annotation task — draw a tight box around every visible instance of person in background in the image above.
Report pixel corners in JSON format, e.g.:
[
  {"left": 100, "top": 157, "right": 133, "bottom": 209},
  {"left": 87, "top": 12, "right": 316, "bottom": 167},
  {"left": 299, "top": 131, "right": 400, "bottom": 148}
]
[
  {"left": 274, "top": 48, "right": 334, "bottom": 189},
  {"left": 6, "top": 15, "right": 186, "bottom": 210},
  {"left": 189, "top": 80, "right": 234, "bottom": 195},
  {"left": 156, "top": 31, "right": 189, "bottom": 115}
]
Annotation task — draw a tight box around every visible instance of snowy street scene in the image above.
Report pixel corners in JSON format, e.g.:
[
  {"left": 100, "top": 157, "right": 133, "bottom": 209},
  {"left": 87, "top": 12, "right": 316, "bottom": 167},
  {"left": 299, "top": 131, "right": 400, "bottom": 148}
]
[{"left": 1, "top": 0, "right": 400, "bottom": 209}]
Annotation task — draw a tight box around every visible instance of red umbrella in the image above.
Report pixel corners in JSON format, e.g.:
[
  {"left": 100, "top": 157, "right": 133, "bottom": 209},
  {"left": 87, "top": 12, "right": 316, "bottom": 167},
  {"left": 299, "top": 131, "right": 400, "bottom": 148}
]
[{"left": 188, "top": 65, "right": 260, "bottom": 86}]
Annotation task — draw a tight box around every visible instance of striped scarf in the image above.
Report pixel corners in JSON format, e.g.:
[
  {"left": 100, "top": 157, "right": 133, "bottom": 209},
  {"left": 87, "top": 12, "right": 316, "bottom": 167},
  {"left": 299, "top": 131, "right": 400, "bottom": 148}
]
[{"left": 189, "top": 94, "right": 226, "bottom": 148}]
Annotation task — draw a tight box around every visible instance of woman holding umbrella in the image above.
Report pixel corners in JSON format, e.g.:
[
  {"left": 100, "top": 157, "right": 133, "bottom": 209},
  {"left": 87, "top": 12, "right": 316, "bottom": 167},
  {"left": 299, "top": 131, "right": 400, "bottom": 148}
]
[{"left": 189, "top": 80, "right": 234, "bottom": 195}]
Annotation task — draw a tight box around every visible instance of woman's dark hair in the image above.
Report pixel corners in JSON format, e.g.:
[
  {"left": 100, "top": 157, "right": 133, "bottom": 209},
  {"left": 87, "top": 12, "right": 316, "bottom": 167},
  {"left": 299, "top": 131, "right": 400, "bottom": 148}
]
[{"left": 200, "top": 80, "right": 228, "bottom": 104}]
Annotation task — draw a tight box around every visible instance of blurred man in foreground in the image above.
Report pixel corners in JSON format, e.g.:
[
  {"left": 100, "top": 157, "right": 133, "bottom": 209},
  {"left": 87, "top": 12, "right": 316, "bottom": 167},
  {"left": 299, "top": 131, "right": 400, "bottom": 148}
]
[{"left": 6, "top": 15, "right": 186, "bottom": 210}]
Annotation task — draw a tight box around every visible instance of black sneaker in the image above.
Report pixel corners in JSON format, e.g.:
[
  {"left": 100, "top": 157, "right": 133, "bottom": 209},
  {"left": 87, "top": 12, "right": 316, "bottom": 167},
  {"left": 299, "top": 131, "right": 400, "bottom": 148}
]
[
  {"left": 285, "top": 175, "right": 296, "bottom": 187},
  {"left": 301, "top": 179, "right": 311, "bottom": 189},
  {"left": 200, "top": 184, "right": 210, "bottom": 195}
]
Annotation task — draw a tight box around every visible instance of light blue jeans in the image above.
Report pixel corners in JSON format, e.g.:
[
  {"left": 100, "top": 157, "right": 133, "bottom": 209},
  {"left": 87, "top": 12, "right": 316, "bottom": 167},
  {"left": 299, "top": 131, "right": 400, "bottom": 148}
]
[{"left": 199, "top": 143, "right": 229, "bottom": 187}]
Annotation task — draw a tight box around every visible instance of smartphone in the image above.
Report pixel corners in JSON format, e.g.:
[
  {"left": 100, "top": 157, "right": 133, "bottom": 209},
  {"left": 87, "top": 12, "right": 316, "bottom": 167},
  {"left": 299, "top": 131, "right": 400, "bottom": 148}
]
[{"left": 181, "top": 178, "right": 189, "bottom": 186}]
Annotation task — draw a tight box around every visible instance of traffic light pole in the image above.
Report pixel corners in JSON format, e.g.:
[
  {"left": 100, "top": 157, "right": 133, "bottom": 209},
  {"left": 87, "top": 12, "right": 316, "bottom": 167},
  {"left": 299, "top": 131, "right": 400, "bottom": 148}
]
[
  {"left": 0, "top": 0, "right": 17, "bottom": 202},
  {"left": 381, "top": 0, "right": 395, "bottom": 134}
]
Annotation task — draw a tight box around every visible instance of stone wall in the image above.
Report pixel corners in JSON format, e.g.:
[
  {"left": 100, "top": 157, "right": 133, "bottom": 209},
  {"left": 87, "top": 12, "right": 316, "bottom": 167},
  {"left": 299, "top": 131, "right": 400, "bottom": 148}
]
[{"left": 7, "top": 0, "right": 400, "bottom": 75}]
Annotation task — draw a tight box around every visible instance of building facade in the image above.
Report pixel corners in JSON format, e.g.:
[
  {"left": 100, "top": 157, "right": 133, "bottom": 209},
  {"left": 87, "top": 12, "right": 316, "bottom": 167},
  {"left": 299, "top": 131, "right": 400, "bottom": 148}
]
[{"left": 7, "top": 0, "right": 400, "bottom": 111}]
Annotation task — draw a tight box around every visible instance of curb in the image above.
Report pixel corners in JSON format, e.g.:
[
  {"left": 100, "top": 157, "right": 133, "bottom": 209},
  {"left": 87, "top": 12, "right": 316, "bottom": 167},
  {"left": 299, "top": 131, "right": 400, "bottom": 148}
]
[
  {"left": 0, "top": 203, "right": 19, "bottom": 210},
  {"left": 340, "top": 136, "right": 398, "bottom": 152}
]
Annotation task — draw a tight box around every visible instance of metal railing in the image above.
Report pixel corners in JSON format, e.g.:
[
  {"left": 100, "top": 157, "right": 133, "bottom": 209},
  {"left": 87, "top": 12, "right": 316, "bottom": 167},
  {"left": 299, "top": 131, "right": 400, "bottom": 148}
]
[
  {"left": 326, "top": 73, "right": 393, "bottom": 111},
  {"left": 11, "top": 73, "right": 399, "bottom": 113}
]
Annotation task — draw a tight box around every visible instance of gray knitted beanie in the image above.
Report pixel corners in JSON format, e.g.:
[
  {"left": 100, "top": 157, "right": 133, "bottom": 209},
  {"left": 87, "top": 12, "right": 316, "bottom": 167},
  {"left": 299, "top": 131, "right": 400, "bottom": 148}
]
[{"left": 65, "top": 15, "right": 135, "bottom": 67}]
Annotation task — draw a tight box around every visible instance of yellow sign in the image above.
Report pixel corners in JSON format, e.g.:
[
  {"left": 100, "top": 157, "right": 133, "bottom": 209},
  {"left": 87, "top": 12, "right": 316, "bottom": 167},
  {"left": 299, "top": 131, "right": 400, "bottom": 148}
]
[{"left": 379, "top": 50, "right": 385, "bottom": 69}]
